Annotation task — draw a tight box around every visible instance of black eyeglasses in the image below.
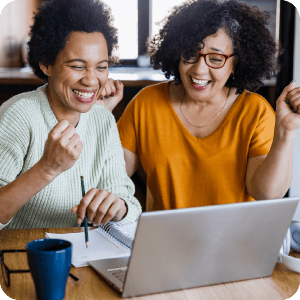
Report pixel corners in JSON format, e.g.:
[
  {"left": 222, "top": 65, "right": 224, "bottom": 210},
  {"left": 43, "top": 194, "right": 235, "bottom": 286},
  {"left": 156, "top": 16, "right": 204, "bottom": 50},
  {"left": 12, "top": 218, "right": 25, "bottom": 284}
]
[
  {"left": 181, "top": 49, "right": 235, "bottom": 69},
  {"left": 0, "top": 249, "right": 78, "bottom": 287},
  {"left": 0, "top": 250, "right": 30, "bottom": 287}
]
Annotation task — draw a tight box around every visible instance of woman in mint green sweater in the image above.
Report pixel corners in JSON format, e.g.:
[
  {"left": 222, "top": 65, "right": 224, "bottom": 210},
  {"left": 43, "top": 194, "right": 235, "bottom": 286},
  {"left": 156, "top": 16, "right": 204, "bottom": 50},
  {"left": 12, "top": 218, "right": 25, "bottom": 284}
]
[{"left": 0, "top": 0, "right": 141, "bottom": 229}]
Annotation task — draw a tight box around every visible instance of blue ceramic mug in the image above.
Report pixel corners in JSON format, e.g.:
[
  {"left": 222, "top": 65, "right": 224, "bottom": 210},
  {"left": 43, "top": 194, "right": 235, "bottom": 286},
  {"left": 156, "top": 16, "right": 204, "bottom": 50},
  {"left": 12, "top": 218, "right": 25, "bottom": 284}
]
[{"left": 26, "top": 239, "right": 72, "bottom": 300}]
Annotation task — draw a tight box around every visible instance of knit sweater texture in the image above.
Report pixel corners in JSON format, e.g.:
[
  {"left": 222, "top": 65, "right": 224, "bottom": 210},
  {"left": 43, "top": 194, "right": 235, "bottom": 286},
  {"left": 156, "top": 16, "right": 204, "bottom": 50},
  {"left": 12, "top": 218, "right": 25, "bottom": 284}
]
[{"left": 0, "top": 85, "right": 141, "bottom": 229}]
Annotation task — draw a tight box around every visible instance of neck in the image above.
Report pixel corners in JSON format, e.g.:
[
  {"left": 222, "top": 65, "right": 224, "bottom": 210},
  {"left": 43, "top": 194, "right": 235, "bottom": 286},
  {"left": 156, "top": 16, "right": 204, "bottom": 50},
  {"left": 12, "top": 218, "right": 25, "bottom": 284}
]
[
  {"left": 183, "top": 85, "right": 229, "bottom": 107},
  {"left": 179, "top": 87, "right": 229, "bottom": 115},
  {"left": 179, "top": 86, "right": 231, "bottom": 129}
]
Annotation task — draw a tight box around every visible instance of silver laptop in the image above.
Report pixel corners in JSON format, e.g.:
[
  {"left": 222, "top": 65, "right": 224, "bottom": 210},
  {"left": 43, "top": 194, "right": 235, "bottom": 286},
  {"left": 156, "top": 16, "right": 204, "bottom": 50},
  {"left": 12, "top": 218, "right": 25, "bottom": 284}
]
[{"left": 88, "top": 197, "right": 299, "bottom": 298}]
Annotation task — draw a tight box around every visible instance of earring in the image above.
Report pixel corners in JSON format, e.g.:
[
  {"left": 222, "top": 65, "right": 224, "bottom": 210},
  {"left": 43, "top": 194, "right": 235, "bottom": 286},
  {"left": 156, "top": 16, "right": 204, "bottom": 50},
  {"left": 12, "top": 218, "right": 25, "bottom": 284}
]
[
  {"left": 231, "top": 73, "right": 235, "bottom": 80},
  {"left": 45, "top": 72, "right": 48, "bottom": 75}
]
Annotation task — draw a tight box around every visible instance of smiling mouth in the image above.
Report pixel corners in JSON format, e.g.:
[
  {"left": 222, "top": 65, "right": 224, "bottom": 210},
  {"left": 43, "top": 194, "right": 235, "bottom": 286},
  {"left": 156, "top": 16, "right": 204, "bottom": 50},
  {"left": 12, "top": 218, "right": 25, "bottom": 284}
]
[
  {"left": 72, "top": 89, "right": 97, "bottom": 103},
  {"left": 191, "top": 77, "right": 210, "bottom": 87}
]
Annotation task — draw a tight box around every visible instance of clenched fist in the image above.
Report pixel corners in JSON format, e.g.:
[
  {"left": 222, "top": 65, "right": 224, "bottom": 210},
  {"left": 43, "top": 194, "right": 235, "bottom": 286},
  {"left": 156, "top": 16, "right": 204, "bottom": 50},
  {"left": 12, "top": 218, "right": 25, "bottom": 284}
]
[{"left": 39, "top": 120, "right": 83, "bottom": 179}]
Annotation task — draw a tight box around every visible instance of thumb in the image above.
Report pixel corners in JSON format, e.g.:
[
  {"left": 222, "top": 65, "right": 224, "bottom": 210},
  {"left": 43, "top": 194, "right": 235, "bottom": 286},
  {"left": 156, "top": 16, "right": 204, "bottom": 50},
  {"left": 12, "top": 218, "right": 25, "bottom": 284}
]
[
  {"left": 71, "top": 205, "right": 79, "bottom": 214},
  {"left": 277, "top": 80, "right": 297, "bottom": 104}
]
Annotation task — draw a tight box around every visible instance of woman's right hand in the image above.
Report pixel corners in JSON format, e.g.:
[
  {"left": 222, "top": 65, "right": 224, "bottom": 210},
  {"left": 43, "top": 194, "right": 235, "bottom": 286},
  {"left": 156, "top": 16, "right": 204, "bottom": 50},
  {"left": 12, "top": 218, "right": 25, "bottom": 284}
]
[{"left": 39, "top": 120, "right": 83, "bottom": 180}]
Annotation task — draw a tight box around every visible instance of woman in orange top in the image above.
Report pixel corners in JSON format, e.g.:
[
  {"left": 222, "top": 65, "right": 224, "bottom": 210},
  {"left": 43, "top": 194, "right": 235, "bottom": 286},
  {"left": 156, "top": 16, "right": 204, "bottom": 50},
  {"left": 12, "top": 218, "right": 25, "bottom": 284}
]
[{"left": 101, "top": 0, "right": 300, "bottom": 210}]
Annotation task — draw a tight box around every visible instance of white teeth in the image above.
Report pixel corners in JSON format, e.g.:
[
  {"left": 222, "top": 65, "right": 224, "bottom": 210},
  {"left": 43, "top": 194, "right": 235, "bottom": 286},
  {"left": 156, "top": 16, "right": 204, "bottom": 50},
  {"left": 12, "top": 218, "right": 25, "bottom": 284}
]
[
  {"left": 192, "top": 78, "right": 209, "bottom": 86},
  {"left": 73, "top": 90, "right": 94, "bottom": 98}
]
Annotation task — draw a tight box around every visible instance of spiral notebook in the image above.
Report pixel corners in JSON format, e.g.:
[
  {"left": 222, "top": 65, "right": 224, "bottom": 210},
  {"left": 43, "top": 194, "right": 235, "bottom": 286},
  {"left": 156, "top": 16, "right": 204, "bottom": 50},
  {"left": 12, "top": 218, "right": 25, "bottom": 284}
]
[{"left": 45, "top": 222, "right": 137, "bottom": 267}]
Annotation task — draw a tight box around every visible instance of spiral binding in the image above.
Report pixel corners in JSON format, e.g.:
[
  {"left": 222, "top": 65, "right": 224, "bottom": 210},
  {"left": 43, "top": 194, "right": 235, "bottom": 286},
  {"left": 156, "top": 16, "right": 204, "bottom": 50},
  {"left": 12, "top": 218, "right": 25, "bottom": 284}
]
[{"left": 100, "top": 222, "right": 134, "bottom": 250}]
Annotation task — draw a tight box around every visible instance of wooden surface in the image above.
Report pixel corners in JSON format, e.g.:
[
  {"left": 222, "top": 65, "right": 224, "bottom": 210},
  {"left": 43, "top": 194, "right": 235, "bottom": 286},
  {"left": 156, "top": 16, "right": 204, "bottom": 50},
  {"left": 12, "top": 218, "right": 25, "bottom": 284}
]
[
  {"left": 0, "top": 67, "right": 166, "bottom": 87},
  {"left": 0, "top": 67, "right": 276, "bottom": 88},
  {"left": 0, "top": 227, "right": 299, "bottom": 300}
]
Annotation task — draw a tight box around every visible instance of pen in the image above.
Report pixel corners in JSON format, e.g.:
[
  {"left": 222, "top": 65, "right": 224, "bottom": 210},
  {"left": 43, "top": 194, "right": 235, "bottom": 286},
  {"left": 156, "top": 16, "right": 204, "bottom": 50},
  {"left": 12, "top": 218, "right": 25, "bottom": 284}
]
[{"left": 80, "top": 176, "right": 89, "bottom": 248}]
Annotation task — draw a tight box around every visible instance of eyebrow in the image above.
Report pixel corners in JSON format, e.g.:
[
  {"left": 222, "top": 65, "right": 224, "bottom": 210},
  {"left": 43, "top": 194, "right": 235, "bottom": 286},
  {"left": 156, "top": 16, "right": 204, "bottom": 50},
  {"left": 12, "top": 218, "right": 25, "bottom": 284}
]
[
  {"left": 210, "top": 47, "right": 225, "bottom": 54},
  {"left": 65, "top": 59, "right": 109, "bottom": 64}
]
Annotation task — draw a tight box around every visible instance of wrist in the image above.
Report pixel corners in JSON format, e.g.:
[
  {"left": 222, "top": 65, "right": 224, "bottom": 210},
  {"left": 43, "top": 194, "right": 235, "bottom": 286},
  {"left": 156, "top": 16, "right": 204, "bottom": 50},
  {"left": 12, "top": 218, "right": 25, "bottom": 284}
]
[
  {"left": 34, "top": 160, "right": 60, "bottom": 182},
  {"left": 274, "top": 123, "right": 296, "bottom": 143}
]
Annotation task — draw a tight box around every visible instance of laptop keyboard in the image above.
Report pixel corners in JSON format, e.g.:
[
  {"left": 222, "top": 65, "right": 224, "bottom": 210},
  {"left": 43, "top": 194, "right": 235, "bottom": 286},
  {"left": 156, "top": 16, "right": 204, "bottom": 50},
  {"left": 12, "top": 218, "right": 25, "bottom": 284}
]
[{"left": 108, "top": 267, "right": 128, "bottom": 283}]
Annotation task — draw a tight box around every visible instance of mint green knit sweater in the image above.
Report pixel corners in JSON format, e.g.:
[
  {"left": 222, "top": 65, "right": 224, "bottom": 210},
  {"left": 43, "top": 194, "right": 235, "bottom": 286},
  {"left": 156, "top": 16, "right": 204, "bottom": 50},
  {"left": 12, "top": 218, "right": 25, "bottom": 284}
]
[{"left": 0, "top": 85, "right": 141, "bottom": 229}]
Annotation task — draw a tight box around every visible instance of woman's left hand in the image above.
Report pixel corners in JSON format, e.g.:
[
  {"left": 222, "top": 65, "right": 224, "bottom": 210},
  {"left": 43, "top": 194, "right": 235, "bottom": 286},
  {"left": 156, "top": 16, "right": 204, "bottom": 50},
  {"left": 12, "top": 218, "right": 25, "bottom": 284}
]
[
  {"left": 96, "top": 78, "right": 124, "bottom": 113},
  {"left": 71, "top": 188, "right": 127, "bottom": 226},
  {"left": 276, "top": 81, "right": 300, "bottom": 133}
]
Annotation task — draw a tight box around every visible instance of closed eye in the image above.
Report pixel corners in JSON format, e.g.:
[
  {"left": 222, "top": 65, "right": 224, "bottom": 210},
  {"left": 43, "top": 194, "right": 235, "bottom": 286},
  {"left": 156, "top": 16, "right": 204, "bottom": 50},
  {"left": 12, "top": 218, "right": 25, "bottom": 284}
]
[
  {"left": 70, "top": 66, "right": 84, "bottom": 70},
  {"left": 96, "top": 66, "right": 108, "bottom": 71}
]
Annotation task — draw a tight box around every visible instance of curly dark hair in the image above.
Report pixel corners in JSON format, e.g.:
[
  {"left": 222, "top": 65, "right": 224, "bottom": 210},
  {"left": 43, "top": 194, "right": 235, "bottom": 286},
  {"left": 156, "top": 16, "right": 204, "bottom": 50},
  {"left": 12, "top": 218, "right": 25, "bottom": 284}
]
[
  {"left": 28, "top": 0, "right": 118, "bottom": 81},
  {"left": 148, "top": 0, "right": 278, "bottom": 94}
]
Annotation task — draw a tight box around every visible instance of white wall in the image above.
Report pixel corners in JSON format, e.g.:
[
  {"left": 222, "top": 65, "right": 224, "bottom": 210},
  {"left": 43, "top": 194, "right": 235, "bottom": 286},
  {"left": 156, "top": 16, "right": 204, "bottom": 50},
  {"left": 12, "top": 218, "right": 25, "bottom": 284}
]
[{"left": 289, "top": 8, "right": 300, "bottom": 219}]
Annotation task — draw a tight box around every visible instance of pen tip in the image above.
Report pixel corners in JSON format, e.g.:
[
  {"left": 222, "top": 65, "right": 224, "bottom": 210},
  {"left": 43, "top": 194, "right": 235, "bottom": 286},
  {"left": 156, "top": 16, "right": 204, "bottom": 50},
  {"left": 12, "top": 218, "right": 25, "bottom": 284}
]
[{"left": 86, "top": 242, "right": 88, "bottom": 248}]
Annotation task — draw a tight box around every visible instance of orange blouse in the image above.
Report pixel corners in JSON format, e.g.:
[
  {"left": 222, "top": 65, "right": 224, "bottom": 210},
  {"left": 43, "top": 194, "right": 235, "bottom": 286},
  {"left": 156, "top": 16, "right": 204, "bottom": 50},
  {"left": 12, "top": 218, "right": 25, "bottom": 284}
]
[{"left": 118, "top": 82, "right": 275, "bottom": 210}]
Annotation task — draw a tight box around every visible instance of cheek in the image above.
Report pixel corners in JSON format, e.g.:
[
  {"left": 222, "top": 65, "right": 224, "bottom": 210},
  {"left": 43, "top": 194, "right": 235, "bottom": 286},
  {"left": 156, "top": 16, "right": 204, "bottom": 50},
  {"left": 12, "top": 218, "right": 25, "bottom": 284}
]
[
  {"left": 55, "top": 71, "right": 79, "bottom": 88},
  {"left": 212, "top": 69, "right": 232, "bottom": 83}
]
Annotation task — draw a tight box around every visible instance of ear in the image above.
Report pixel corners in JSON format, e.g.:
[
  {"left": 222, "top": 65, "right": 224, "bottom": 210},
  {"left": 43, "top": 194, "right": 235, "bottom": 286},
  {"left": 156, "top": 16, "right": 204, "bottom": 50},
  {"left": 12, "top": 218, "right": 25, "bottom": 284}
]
[{"left": 39, "top": 62, "right": 50, "bottom": 76}]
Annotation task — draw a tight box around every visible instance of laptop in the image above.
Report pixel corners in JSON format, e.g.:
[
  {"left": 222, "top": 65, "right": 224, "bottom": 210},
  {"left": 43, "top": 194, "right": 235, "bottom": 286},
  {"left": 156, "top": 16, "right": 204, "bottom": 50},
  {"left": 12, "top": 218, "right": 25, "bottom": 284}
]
[{"left": 88, "top": 197, "right": 299, "bottom": 298}]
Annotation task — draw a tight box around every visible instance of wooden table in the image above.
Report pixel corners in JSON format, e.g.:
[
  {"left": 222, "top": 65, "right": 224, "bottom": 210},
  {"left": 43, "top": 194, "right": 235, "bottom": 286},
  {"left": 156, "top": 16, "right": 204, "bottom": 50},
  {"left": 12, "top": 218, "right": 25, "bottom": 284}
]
[{"left": 0, "top": 227, "right": 299, "bottom": 300}]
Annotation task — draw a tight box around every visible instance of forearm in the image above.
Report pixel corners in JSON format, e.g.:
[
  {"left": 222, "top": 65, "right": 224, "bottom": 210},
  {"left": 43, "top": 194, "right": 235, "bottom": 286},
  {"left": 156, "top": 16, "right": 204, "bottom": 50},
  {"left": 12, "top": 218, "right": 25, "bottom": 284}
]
[
  {"left": 0, "top": 161, "right": 55, "bottom": 224},
  {"left": 248, "top": 127, "right": 295, "bottom": 199},
  {"left": 123, "top": 147, "right": 139, "bottom": 177}
]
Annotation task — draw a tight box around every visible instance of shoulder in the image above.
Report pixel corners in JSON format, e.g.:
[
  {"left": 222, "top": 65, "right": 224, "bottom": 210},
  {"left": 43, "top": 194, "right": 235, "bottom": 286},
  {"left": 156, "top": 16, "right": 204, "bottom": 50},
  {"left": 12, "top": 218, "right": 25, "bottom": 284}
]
[
  {"left": 0, "top": 85, "right": 47, "bottom": 123},
  {"left": 131, "top": 81, "right": 170, "bottom": 104},
  {"left": 237, "top": 91, "right": 275, "bottom": 116},
  {"left": 0, "top": 86, "right": 47, "bottom": 152},
  {"left": 123, "top": 82, "right": 170, "bottom": 116}
]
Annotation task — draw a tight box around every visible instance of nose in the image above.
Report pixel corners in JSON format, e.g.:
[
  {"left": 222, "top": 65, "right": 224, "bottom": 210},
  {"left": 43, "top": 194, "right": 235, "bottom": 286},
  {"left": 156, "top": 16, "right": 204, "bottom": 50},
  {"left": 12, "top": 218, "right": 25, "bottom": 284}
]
[
  {"left": 80, "top": 68, "right": 98, "bottom": 86},
  {"left": 193, "top": 55, "right": 209, "bottom": 73}
]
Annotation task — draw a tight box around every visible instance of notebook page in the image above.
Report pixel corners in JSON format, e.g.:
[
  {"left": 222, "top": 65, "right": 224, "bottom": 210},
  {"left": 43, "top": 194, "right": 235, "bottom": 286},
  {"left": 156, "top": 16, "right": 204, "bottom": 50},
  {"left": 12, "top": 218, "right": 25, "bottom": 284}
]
[
  {"left": 99, "top": 221, "right": 138, "bottom": 250},
  {"left": 46, "top": 229, "right": 130, "bottom": 267},
  {"left": 118, "top": 221, "right": 138, "bottom": 237}
]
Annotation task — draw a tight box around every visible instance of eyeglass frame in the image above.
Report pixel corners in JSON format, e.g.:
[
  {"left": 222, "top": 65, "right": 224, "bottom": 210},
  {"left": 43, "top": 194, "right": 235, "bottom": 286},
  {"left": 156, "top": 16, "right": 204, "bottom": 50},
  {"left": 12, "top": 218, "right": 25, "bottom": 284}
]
[
  {"left": 0, "top": 249, "right": 78, "bottom": 287},
  {"left": 0, "top": 250, "right": 30, "bottom": 287},
  {"left": 182, "top": 50, "right": 235, "bottom": 69}
]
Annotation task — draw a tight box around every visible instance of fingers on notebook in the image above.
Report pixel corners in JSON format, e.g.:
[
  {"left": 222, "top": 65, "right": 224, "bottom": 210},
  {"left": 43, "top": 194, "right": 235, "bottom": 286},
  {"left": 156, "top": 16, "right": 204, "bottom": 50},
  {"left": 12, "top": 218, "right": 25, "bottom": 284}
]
[{"left": 74, "top": 188, "right": 127, "bottom": 226}]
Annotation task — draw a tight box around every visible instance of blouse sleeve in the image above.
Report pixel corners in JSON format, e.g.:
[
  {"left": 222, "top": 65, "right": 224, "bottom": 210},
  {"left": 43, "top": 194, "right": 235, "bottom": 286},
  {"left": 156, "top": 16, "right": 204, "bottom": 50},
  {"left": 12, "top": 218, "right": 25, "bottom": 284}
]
[
  {"left": 0, "top": 104, "right": 30, "bottom": 229},
  {"left": 0, "top": 104, "right": 29, "bottom": 187},
  {"left": 248, "top": 96, "right": 275, "bottom": 158},
  {"left": 117, "top": 96, "right": 139, "bottom": 155}
]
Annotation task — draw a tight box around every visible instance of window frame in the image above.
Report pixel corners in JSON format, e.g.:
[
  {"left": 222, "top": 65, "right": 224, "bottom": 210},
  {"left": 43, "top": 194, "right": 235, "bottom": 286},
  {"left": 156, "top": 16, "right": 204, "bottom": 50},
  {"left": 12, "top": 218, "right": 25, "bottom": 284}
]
[
  {"left": 117, "top": 0, "right": 150, "bottom": 67},
  {"left": 37, "top": 0, "right": 149, "bottom": 66}
]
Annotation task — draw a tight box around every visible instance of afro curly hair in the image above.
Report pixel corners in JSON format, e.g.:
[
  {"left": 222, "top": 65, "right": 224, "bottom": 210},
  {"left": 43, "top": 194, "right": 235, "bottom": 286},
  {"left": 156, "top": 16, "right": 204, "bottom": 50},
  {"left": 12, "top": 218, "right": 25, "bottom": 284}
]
[
  {"left": 148, "top": 0, "right": 278, "bottom": 94},
  {"left": 28, "top": 0, "right": 118, "bottom": 82}
]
